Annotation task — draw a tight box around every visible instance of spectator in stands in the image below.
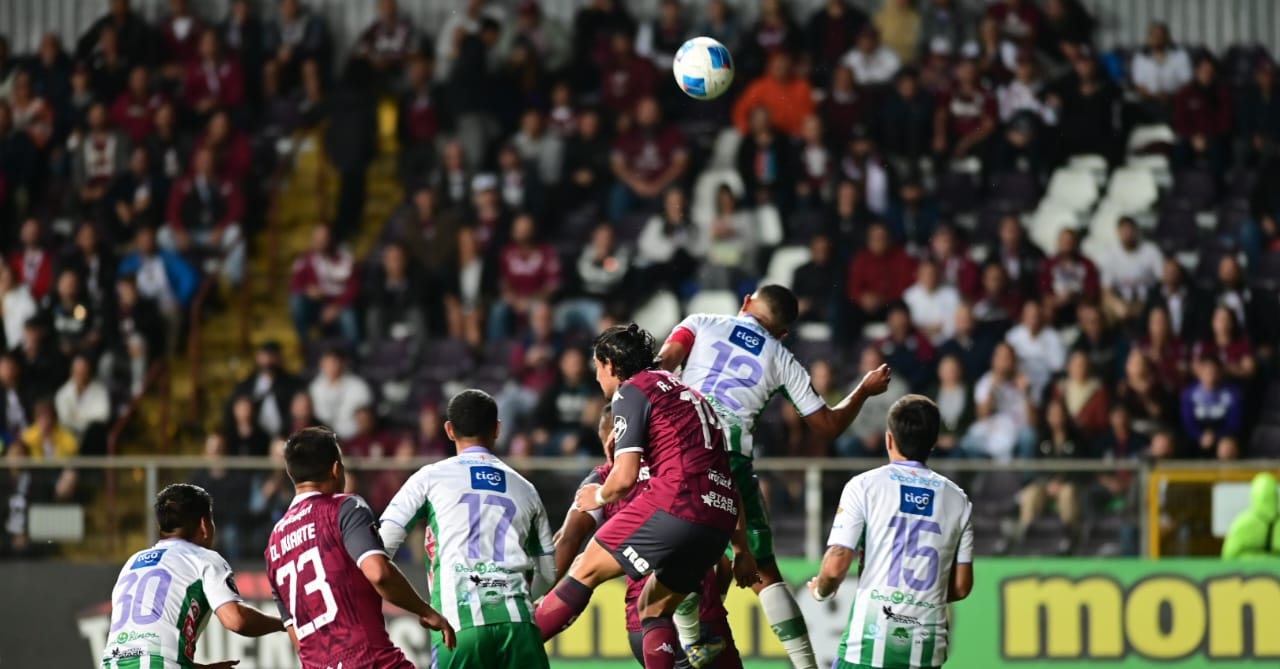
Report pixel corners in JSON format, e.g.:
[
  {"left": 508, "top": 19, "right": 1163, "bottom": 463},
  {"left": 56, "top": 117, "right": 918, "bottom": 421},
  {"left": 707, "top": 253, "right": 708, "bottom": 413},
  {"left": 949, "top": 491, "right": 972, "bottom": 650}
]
[
  {"left": 222, "top": 394, "right": 271, "bottom": 457},
  {"left": 702, "top": 185, "right": 758, "bottom": 291},
  {"left": 9, "top": 219, "right": 54, "bottom": 301},
  {"left": 110, "top": 66, "right": 164, "bottom": 145},
  {"left": 574, "top": 223, "right": 630, "bottom": 319},
  {"left": 846, "top": 221, "right": 915, "bottom": 329},
  {"left": 0, "top": 102, "right": 38, "bottom": 222},
  {"left": 107, "top": 145, "right": 164, "bottom": 239},
  {"left": 489, "top": 214, "right": 561, "bottom": 340},
  {"left": 933, "top": 58, "right": 997, "bottom": 162},
  {"left": 344, "top": 406, "right": 399, "bottom": 459},
  {"left": 877, "top": 68, "right": 935, "bottom": 168},
  {"left": 184, "top": 31, "right": 245, "bottom": 121},
  {"left": 971, "top": 15, "right": 1014, "bottom": 87},
  {"left": 532, "top": 347, "right": 603, "bottom": 457},
  {"left": 1037, "top": 0, "right": 1095, "bottom": 64},
  {"left": 17, "top": 318, "right": 68, "bottom": 401},
  {"left": 501, "top": 1, "right": 571, "bottom": 74},
  {"left": 736, "top": 107, "right": 796, "bottom": 212},
  {"left": 197, "top": 108, "right": 254, "bottom": 183},
  {"left": 0, "top": 264, "right": 36, "bottom": 352},
  {"left": 146, "top": 102, "right": 188, "bottom": 187},
  {"left": 560, "top": 107, "right": 610, "bottom": 217},
  {"left": 1099, "top": 216, "right": 1164, "bottom": 324},
  {"left": 1117, "top": 349, "right": 1176, "bottom": 437},
  {"left": 1173, "top": 56, "right": 1233, "bottom": 173},
  {"left": 972, "top": 261, "right": 1022, "bottom": 335},
  {"left": 117, "top": 225, "right": 197, "bottom": 344},
  {"left": 805, "top": 0, "right": 868, "bottom": 85},
  {"left": 837, "top": 346, "right": 910, "bottom": 457},
  {"left": 1196, "top": 305, "right": 1258, "bottom": 385},
  {"left": 265, "top": 0, "right": 332, "bottom": 91},
  {"left": 67, "top": 62, "right": 99, "bottom": 138},
  {"left": 997, "top": 52, "right": 1053, "bottom": 124},
  {"left": 930, "top": 354, "right": 975, "bottom": 457},
  {"left": 696, "top": 0, "right": 741, "bottom": 56},
  {"left": 738, "top": 0, "right": 800, "bottom": 81},
  {"left": 20, "top": 400, "right": 78, "bottom": 501},
  {"left": 157, "top": 0, "right": 205, "bottom": 69},
  {"left": 444, "top": 227, "right": 492, "bottom": 351},
  {"left": 1209, "top": 254, "right": 1266, "bottom": 344},
  {"left": 986, "top": 0, "right": 1040, "bottom": 45},
  {"left": 733, "top": 51, "right": 815, "bottom": 138},
  {"left": 69, "top": 102, "right": 128, "bottom": 220},
  {"left": 326, "top": 58, "right": 378, "bottom": 242},
  {"left": 842, "top": 25, "right": 902, "bottom": 88},
  {"left": 308, "top": 347, "right": 371, "bottom": 440},
  {"left": 599, "top": 28, "right": 656, "bottom": 117},
  {"left": 355, "top": 0, "right": 417, "bottom": 86},
  {"left": 938, "top": 302, "right": 996, "bottom": 382},
  {"left": 636, "top": 187, "right": 703, "bottom": 297},
  {"left": 76, "top": 0, "right": 153, "bottom": 66},
  {"left": 286, "top": 391, "right": 319, "bottom": 437},
  {"left": 162, "top": 146, "right": 246, "bottom": 286},
  {"left": 1070, "top": 302, "right": 1120, "bottom": 383},
  {"left": 918, "top": 0, "right": 969, "bottom": 60},
  {"left": 1048, "top": 350, "right": 1110, "bottom": 436},
  {"left": 494, "top": 38, "right": 550, "bottom": 129},
  {"left": 1040, "top": 228, "right": 1099, "bottom": 326},
  {"left": 609, "top": 96, "right": 688, "bottom": 222},
  {"left": 1095, "top": 403, "right": 1146, "bottom": 496},
  {"left": 494, "top": 142, "right": 544, "bottom": 217},
  {"left": 249, "top": 437, "right": 294, "bottom": 543},
  {"left": 103, "top": 275, "right": 163, "bottom": 396},
  {"left": 884, "top": 178, "right": 939, "bottom": 253},
  {"left": 512, "top": 109, "right": 564, "bottom": 190},
  {"left": 1145, "top": 257, "right": 1205, "bottom": 341},
  {"left": 1181, "top": 355, "right": 1243, "bottom": 460},
  {"left": 289, "top": 224, "right": 358, "bottom": 347},
  {"left": 793, "top": 115, "right": 835, "bottom": 210},
  {"left": 636, "top": 0, "right": 688, "bottom": 77},
  {"left": 29, "top": 32, "right": 71, "bottom": 122},
  {"left": 1236, "top": 60, "right": 1280, "bottom": 167},
  {"left": 388, "top": 185, "right": 459, "bottom": 315},
  {"left": 793, "top": 233, "right": 841, "bottom": 325},
  {"left": 815, "top": 68, "right": 864, "bottom": 158},
  {"left": 396, "top": 55, "right": 443, "bottom": 184},
  {"left": 1005, "top": 300, "right": 1065, "bottom": 401},
  {"left": 904, "top": 258, "right": 961, "bottom": 345},
  {"left": 228, "top": 341, "right": 299, "bottom": 439},
  {"left": 826, "top": 180, "right": 875, "bottom": 259},
  {"left": 0, "top": 37, "right": 13, "bottom": 99},
  {"left": 402, "top": 402, "right": 450, "bottom": 457},
  {"left": 364, "top": 242, "right": 426, "bottom": 362},
  {"left": 1047, "top": 49, "right": 1124, "bottom": 165},
  {"left": 0, "top": 355, "right": 30, "bottom": 442},
  {"left": 962, "top": 341, "right": 1035, "bottom": 460},
  {"left": 53, "top": 354, "right": 110, "bottom": 449},
  {"left": 189, "top": 434, "right": 251, "bottom": 559},
  {"left": 220, "top": 0, "right": 265, "bottom": 104},
  {"left": 44, "top": 269, "right": 100, "bottom": 358},
  {"left": 874, "top": 0, "right": 921, "bottom": 65},
  {"left": 1011, "top": 398, "right": 1087, "bottom": 554},
  {"left": 1136, "top": 304, "right": 1187, "bottom": 389},
  {"left": 496, "top": 301, "right": 561, "bottom": 453},
  {"left": 929, "top": 224, "right": 979, "bottom": 298},
  {"left": 1131, "top": 22, "right": 1193, "bottom": 120},
  {"left": 838, "top": 125, "right": 891, "bottom": 214},
  {"left": 86, "top": 26, "right": 132, "bottom": 104},
  {"left": 876, "top": 303, "right": 936, "bottom": 390}
]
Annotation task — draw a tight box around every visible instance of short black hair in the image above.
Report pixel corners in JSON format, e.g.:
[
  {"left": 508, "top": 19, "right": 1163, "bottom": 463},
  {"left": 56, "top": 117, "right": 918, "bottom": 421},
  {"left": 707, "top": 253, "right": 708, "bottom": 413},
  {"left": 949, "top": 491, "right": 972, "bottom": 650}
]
[
  {"left": 446, "top": 389, "right": 499, "bottom": 439},
  {"left": 887, "top": 395, "right": 941, "bottom": 463},
  {"left": 155, "top": 483, "right": 213, "bottom": 536},
  {"left": 755, "top": 284, "right": 800, "bottom": 330},
  {"left": 284, "top": 426, "right": 343, "bottom": 484},
  {"left": 594, "top": 323, "right": 657, "bottom": 381}
]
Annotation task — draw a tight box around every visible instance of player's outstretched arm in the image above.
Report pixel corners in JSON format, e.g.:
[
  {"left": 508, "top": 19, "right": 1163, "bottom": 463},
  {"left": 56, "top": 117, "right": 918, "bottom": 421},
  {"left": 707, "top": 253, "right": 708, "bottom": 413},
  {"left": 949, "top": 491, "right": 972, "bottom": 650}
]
[
  {"left": 554, "top": 508, "right": 599, "bottom": 582},
  {"left": 807, "top": 545, "right": 857, "bottom": 601},
  {"left": 656, "top": 338, "right": 686, "bottom": 372},
  {"left": 214, "top": 602, "right": 285, "bottom": 637},
  {"left": 803, "top": 364, "right": 893, "bottom": 440},
  {"left": 359, "top": 553, "right": 458, "bottom": 649}
]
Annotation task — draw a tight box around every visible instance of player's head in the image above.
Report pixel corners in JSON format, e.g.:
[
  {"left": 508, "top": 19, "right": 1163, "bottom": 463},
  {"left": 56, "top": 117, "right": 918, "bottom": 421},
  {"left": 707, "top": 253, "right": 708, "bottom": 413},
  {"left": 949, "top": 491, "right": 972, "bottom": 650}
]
[
  {"left": 742, "top": 284, "right": 800, "bottom": 338},
  {"left": 155, "top": 483, "right": 215, "bottom": 547},
  {"left": 593, "top": 323, "right": 657, "bottom": 396},
  {"left": 445, "top": 389, "right": 500, "bottom": 449},
  {"left": 284, "top": 426, "right": 346, "bottom": 492},
  {"left": 885, "top": 394, "right": 941, "bottom": 464}
]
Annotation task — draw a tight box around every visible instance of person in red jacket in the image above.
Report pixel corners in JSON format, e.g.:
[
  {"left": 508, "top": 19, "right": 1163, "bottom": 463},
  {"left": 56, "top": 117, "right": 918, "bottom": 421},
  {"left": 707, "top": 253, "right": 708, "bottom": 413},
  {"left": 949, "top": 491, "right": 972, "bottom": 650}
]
[
  {"left": 1039, "top": 228, "right": 1099, "bottom": 327},
  {"left": 846, "top": 221, "right": 915, "bottom": 331},
  {"left": 1173, "top": 56, "right": 1233, "bottom": 173},
  {"left": 8, "top": 218, "right": 54, "bottom": 301},
  {"left": 192, "top": 110, "right": 252, "bottom": 184},
  {"left": 184, "top": 31, "right": 245, "bottom": 119},
  {"left": 732, "top": 51, "right": 816, "bottom": 138},
  {"left": 110, "top": 65, "right": 167, "bottom": 145},
  {"left": 162, "top": 146, "right": 246, "bottom": 285},
  {"left": 289, "top": 224, "right": 360, "bottom": 347}
]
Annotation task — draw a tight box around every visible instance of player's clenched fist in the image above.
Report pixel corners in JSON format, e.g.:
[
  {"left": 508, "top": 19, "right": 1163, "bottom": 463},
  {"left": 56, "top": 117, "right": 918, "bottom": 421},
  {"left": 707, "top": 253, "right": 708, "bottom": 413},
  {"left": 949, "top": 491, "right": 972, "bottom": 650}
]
[
  {"left": 421, "top": 610, "right": 458, "bottom": 649},
  {"left": 857, "top": 364, "right": 893, "bottom": 396}
]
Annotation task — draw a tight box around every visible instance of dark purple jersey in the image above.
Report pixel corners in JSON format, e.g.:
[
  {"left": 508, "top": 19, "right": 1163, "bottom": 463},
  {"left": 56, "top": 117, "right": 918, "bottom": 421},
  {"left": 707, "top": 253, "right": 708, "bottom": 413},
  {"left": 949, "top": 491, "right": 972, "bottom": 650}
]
[{"left": 265, "top": 493, "right": 414, "bottom": 669}]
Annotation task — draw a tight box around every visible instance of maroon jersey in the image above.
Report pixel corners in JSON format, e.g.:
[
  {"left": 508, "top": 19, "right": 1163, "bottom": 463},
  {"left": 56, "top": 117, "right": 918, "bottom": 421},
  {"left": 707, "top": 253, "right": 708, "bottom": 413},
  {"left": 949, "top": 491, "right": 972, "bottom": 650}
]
[
  {"left": 610, "top": 369, "right": 737, "bottom": 535},
  {"left": 265, "top": 493, "right": 414, "bottom": 669}
]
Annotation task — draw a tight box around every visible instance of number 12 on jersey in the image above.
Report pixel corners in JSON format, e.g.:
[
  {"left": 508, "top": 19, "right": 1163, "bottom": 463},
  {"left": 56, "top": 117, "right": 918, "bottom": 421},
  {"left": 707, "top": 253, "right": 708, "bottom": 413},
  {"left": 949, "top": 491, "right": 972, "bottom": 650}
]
[{"left": 887, "top": 517, "right": 941, "bottom": 590}]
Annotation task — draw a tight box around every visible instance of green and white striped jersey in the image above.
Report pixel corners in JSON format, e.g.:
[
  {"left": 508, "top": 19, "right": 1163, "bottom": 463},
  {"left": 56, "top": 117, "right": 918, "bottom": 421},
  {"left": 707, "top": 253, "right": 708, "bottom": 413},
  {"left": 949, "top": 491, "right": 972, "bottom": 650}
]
[
  {"left": 101, "top": 539, "right": 243, "bottom": 669},
  {"left": 670, "top": 314, "right": 826, "bottom": 458},
  {"left": 827, "top": 461, "right": 973, "bottom": 669},
  {"left": 379, "top": 447, "right": 556, "bottom": 631}
]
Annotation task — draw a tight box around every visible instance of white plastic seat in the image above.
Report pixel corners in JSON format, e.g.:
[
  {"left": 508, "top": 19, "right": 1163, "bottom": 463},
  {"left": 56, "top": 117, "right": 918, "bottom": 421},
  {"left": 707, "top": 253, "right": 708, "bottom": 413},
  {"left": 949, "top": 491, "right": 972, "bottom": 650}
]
[
  {"left": 756, "top": 204, "right": 784, "bottom": 247},
  {"left": 709, "top": 127, "right": 742, "bottom": 169},
  {"left": 1127, "top": 124, "right": 1177, "bottom": 154},
  {"left": 1125, "top": 154, "right": 1173, "bottom": 189},
  {"left": 691, "top": 168, "right": 745, "bottom": 229},
  {"left": 1042, "top": 167, "right": 1099, "bottom": 213},
  {"left": 632, "top": 291, "right": 682, "bottom": 340},
  {"left": 1102, "top": 167, "right": 1159, "bottom": 212},
  {"left": 1029, "top": 206, "right": 1081, "bottom": 256},
  {"left": 763, "top": 246, "right": 812, "bottom": 289},
  {"left": 686, "top": 290, "right": 741, "bottom": 317},
  {"left": 1067, "top": 154, "right": 1108, "bottom": 186}
]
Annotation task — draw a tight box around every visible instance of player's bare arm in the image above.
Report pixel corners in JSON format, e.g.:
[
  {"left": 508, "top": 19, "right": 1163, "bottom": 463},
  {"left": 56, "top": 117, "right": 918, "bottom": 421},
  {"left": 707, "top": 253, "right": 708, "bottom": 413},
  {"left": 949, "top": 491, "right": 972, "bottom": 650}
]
[
  {"left": 213, "top": 601, "right": 285, "bottom": 636},
  {"left": 808, "top": 545, "right": 857, "bottom": 601},
  {"left": 947, "top": 557, "right": 974, "bottom": 602},
  {"left": 730, "top": 490, "right": 759, "bottom": 588},
  {"left": 802, "top": 364, "right": 893, "bottom": 439},
  {"left": 554, "top": 508, "right": 600, "bottom": 581},
  {"left": 576, "top": 451, "right": 642, "bottom": 510},
  {"left": 359, "top": 552, "right": 458, "bottom": 649},
  {"left": 656, "top": 339, "right": 686, "bottom": 372}
]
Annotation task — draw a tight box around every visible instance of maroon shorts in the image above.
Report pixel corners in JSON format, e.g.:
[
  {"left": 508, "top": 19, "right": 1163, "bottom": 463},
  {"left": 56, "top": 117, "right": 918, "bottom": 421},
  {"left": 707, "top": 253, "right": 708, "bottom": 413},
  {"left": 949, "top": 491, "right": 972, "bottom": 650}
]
[{"left": 593, "top": 506, "right": 731, "bottom": 594}]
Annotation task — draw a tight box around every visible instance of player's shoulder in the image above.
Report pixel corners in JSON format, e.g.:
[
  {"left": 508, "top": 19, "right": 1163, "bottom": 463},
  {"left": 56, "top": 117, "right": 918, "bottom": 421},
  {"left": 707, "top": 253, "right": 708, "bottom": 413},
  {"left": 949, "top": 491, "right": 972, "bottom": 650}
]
[{"left": 492, "top": 457, "right": 543, "bottom": 499}]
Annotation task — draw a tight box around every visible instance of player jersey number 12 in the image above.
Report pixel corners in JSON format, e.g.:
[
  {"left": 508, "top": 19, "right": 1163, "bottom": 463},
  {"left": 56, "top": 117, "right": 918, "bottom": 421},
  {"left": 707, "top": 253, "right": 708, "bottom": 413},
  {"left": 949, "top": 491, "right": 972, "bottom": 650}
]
[{"left": 699, "top": 340, "right": 763, "bottom": 411}]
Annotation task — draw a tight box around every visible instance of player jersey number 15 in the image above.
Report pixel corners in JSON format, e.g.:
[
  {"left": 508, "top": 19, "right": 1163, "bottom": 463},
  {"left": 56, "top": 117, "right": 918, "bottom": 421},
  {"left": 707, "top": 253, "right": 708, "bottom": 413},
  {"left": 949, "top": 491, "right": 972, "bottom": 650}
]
[
  {"left": 700, "top": 340, "right": 763, "bottom": 411},
  {"left": 276, "top": 547, "right": 340, "bottom": 640},
  {"left": 887, "top": 517, "right": 942, "bottom": 591}
]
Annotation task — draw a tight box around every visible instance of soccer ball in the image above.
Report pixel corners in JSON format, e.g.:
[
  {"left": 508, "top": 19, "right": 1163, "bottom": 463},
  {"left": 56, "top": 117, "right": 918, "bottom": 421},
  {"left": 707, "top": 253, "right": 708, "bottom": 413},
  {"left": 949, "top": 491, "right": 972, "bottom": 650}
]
[{"left": 672, "top": 37, "right": 734, "bottom": 101}]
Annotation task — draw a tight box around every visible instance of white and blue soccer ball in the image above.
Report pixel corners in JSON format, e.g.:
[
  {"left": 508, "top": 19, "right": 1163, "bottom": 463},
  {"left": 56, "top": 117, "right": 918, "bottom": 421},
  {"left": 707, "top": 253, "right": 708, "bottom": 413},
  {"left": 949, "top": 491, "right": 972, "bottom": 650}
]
[{"left": 672, "top": 36, "right": 734, "bottom": 101}]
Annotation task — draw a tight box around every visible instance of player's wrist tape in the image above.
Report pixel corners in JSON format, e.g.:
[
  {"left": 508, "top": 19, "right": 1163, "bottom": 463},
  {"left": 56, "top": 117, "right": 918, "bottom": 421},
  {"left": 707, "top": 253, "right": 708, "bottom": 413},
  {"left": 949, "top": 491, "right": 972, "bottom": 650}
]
[
  {"left": 595, "top": 487, "right": 607, "bottom": 507},
  {"left": 811, "top": 584, "right": 834, "bottom": 602}
]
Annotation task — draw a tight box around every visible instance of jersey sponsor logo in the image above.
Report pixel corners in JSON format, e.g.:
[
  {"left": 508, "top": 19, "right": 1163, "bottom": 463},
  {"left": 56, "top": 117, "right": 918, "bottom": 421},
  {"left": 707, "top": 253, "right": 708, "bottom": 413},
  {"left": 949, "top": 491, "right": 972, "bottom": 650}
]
[
  {"left": 110, "top": 647, "right": 146, "bottom": 659},
  {"left": 701, "top": 490, "right": 738, "bottom": 514},
  {"left": 890, "top": 471, "right": 944, "bottom": 488},
  {"left": 470, "top": 466, "right": 507, "bottom": 493},
  {"left": 656, "top": 642, "right": 676, "bottom": 654},
  {"left": 882, "top": 606, "right": 922, "bottom": 626},
  {"left": 129, "top": 549, "right": 166, "bottom": 569},
  {"left": 728, "top": 325, "right": 764, "bottom": 356},
  {"left": 870, "top": 589, "right": 939, "bottom": 609},
  {"left": 622, "top": 545, "right": 651, "bottom": 573},
  {"left": 113, "top": 630, "right": 160, "bottom": 645},
  {"left": 613, "top": 414, "right": 628, "bottom": 441},
  {"left": 708, "top": 469, "right": 732, "bottom": 489},
  {"left": 899, "top": 486, "right": 935, "bottom": 516}
]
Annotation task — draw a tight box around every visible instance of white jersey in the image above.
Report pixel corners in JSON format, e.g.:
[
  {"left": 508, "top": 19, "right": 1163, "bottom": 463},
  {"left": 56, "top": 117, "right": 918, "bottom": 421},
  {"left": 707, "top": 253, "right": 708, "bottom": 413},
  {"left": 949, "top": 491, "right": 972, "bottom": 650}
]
[
  {"left": 379, "top": 447, "right": 556, "bottom": 631},
  {"left": 827, "top": 461, "right": 974, "bottom": 669},
  {"left": 101, "top": 539, "right": 243, "bottom": 669},
  {"left": 672, "top": 313, "right": 826, "bottom": 457}
]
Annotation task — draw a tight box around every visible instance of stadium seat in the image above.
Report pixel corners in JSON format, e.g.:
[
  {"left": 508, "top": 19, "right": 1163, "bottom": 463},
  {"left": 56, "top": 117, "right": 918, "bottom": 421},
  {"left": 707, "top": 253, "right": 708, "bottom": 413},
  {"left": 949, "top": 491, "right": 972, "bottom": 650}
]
[
  {"left": 632, "top": 291, "right": 682, "bottom": 340},
  {"left": 763, "top": 245, "right": 812, "bottom": 288},
  {"left": 1028, "top": 205, "right": 1080, "bottom": 255},
  {"left": 708, "top": 127, "right": 742, "bottom": 169},
  {"left": 1102, "top": 167, "right": 1159, "bottom": 213},
  {"left": 1042, "top": 167, "right": 1099, "bottom": 214},
  {"left": 756, "top": 203, "right": 784, "bottom": 247},
  {"left": 1067, "top": 154, "right": 1108, "bottom": 186},
  {"left": 794, "top": 321, "right": 832, "bottom": 342},
  {"left": 1125, "top": 153, "right": 1173, "bottom": 189},
  {"left": 686, "top": 290, "right": 741, "bottom": 317},
  {"left": 1127, "top": 124, "right": 1177, "bottom": 154},
  {"left": 691, "top": 168, "right": 745, "bottom": 228}
]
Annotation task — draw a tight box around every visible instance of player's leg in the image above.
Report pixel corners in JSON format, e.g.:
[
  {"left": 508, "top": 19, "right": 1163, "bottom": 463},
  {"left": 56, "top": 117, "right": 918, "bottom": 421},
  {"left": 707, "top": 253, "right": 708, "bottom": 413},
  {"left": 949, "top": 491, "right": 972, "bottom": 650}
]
[
  {"left": 494, "top": 622, "right": 550, "bottom": 669},
  {"left": 632, "top": 628, "right": 697, "bottom": 669},
  {"left": 640, "top": 517, "right": 736, "bottom": 669},
  {"left": 535, "top": 537, "right": 625, "bottom": 640},
  {"left": 732, "top": 454, "right": 817, "bottom": 669},
  {"left": 706, "top": 619, "right": 744, "bottom": 669},
  {"left": 638, "top": 575, "right": 696, "bottom": 669},
  {"left": 433, "top": 625, "right": 483, "bottom": 669}
]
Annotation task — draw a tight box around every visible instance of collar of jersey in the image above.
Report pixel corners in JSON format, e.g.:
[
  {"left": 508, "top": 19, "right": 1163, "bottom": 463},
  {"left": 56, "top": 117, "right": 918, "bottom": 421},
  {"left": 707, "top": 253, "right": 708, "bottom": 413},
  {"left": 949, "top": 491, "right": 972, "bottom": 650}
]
[
  {"left": 735, "top": 314, "right": 769, "bottom": 336},
  {"left": 289, "top": 491, "right": 322, "bottom": 508},
  {"left": 891, "top": 459, "right": 930, "bottom": 469},
  {"left": 460, "top": 446, "right": 491, "bottom": 456}
]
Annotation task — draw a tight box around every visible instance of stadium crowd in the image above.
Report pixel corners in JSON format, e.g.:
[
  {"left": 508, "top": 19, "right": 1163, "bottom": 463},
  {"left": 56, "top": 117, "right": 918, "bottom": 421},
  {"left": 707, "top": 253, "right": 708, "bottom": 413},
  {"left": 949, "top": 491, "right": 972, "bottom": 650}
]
[{"left": 2, "top": 0, "right": 1280, "bottom": 558}]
